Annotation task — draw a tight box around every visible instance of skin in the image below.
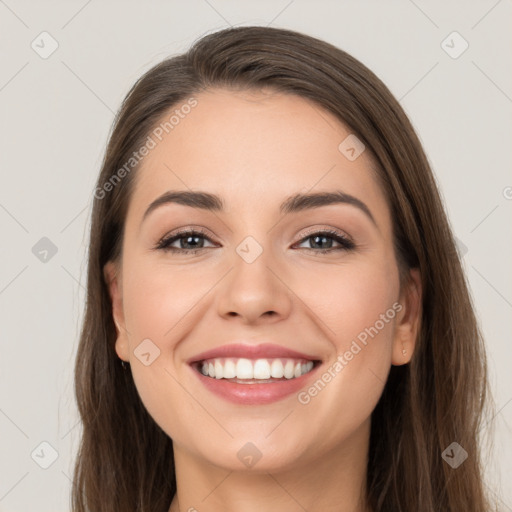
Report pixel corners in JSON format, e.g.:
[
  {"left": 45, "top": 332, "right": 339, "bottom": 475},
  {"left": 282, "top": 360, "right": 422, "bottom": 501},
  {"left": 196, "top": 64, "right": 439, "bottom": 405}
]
[{"left": 104, "top": 88, "right": 422, "bottom": 512}]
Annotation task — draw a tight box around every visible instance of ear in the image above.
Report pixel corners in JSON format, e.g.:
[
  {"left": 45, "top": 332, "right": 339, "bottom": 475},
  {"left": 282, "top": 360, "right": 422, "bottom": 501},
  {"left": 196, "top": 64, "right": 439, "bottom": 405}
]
[
  {"left": 391, "top": 268, "right": 422, "bottom": 366},
  {"left": 103, "top": 261, "right": 130, "bottom": 363}
]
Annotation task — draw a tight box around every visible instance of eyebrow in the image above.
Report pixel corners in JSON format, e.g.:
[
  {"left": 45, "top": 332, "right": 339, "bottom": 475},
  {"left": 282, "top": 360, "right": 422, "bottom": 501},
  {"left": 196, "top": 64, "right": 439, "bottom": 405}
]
[{"left": 141, "top": 189, "right": 377, "bottom": 227}]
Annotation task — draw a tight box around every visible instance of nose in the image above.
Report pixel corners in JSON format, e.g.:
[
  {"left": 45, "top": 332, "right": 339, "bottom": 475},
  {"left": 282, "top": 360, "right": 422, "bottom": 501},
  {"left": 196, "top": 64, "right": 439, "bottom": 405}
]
[{"left": 216, "top": 246, "right": 293, "bottom": 325}]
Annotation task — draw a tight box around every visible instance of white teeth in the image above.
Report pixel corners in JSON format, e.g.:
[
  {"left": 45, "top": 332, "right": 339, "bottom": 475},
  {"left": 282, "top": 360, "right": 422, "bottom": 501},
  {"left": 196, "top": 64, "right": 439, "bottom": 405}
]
[
  {"left": 236, "top": 358, "right": 253, "bottom": 379},
  {"left": 214, "top": 360, "right": 223, "bottom": 380},
  {"left": 198, "top": 357, "right": 315, "bottom": 380},
  {"left": 284, "top": 360, "right": 295, "bottom": 379},
  {"left": 223, "top": 359, "right": 236, "bottom": 379},
  {"left": 253, "top": 359, "right": 271, "bottom": 379},
  {"left": 270, "top": 359, "right": 284, "bottom": 378}
]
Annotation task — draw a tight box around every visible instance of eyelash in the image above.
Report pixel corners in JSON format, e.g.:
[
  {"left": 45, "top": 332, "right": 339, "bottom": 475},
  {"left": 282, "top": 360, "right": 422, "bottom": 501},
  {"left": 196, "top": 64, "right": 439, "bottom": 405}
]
[{"left": 154, "top": 228, "right": 356, "bottom": 255}]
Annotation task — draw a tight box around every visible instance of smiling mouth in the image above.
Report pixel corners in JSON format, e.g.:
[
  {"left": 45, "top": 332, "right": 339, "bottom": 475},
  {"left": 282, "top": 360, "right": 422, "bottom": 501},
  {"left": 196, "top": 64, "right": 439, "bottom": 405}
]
[{"left": 192, "top": 357, "right": 321, "bottom": 383}]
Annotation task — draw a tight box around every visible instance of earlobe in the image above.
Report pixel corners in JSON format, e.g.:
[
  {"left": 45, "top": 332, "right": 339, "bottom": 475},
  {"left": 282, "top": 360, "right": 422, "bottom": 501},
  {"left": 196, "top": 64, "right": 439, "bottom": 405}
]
[
  {"left": 391, "top": 268, "right": 422, "bottom": 366},
  {"left": 103, "top": 261, "right": 130, "bottom": 362}
]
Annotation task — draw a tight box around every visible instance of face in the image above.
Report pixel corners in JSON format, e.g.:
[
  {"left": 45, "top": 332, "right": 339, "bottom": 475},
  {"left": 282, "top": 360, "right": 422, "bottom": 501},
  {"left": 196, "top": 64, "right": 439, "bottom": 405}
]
[{"left": 104, "top": 88, "right": 421, "bottom": 473}]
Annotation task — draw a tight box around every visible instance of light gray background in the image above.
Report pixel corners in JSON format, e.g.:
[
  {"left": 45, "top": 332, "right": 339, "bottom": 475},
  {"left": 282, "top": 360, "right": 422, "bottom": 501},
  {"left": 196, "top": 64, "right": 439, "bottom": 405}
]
[{"left": 0, "top": 1, "right": 511, "bottom": 510}]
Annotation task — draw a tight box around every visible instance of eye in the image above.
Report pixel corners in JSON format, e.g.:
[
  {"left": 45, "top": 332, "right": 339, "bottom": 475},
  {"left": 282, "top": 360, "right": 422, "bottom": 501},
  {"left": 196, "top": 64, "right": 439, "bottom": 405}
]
[
  {"left": 154, "top": 228, "right": 356, "bottom": 255},
  {"left": 155, "top": 228, "right": 216, "bottom": 254},
  {"left": 294, "top": 229, "right": 356, "bottom": 254}
]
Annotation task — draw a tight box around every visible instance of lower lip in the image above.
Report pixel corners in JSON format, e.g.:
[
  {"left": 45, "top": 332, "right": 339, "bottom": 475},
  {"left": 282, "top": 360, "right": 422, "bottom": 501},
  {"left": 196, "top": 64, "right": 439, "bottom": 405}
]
[{"left": 190, "top": 362, "right": 321, "bottom": 405}]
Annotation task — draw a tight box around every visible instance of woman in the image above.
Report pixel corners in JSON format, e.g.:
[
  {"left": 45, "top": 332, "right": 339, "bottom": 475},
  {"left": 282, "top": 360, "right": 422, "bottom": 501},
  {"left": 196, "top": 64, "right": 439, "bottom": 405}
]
[{"left": 72, "top": 26, "right": 496, "bottom": 511}]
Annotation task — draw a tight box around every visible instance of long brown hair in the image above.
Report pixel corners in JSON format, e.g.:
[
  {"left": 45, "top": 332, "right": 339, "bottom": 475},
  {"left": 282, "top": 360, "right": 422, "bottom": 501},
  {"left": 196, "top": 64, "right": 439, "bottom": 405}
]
[{"left": 72, "top": 26, "right": 496, "bottom": 511}]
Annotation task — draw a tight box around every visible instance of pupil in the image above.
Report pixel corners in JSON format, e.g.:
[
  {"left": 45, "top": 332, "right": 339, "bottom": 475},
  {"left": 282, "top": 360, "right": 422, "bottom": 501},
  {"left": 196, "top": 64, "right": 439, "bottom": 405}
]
[
  {"left": 183, "top": 235, "right": 202, "bottom": 249},
  {"left": 313, "top": 235, "right": 331, "bottom": 249}
]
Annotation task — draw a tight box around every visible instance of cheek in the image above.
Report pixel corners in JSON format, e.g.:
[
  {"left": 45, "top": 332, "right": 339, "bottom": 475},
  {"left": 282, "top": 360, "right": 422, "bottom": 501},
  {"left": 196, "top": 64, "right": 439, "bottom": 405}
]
[
  {"left": 301, "top": 256, "right": 399, "bottom": 349},
  {"left": 119, "top": 256, "right": 223, "bottom": 440},
  {"left": 294, "top": 259, "right": 400, "bottom": 438},
  {"left": 120, "top": 262, "right": 201, "bottom": 440},
  {"left": 122, "top": 258, "right": 206, "bottom": 342}
]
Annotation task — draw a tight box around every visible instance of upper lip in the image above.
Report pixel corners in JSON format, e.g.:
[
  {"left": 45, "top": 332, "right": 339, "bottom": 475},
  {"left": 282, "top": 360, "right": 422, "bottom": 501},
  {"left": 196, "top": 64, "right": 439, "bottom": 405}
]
[{"left": 187, "top": 343, "right": 321, "bottom": 364}]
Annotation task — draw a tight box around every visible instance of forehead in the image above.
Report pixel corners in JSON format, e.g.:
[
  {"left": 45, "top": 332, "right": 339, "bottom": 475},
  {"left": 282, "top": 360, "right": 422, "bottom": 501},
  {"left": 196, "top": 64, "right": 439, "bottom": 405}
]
[{"left": 127, "top": 88, "right": 389, "bottom": 227}]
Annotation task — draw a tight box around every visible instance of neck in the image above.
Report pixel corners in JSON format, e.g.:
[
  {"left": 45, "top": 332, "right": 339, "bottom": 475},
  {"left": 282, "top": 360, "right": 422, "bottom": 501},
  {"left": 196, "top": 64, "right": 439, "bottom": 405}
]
[{"left": 168, "top": 419, "right": 371, "bottom": 512}]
